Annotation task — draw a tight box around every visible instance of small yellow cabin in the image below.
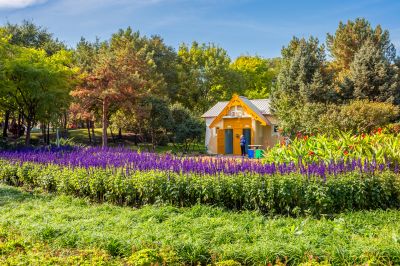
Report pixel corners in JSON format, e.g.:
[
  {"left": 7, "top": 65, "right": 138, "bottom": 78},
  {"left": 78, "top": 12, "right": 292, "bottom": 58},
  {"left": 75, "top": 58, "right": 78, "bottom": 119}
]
[{"left": 201, "top": 95, "right": 281, "bottom": 155}]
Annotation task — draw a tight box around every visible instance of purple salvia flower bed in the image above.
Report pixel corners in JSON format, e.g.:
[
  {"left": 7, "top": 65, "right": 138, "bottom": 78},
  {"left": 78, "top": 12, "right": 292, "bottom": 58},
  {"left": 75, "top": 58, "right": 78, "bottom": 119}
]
[{"left": 0, "top": 146, "right": 398, "bottom": 177}]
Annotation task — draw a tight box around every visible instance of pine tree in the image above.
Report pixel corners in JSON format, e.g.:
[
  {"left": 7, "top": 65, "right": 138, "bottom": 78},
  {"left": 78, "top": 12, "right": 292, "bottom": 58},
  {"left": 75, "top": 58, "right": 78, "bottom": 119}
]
[{"left": 349, "top": 39, "right": 400, "bottom": 104}]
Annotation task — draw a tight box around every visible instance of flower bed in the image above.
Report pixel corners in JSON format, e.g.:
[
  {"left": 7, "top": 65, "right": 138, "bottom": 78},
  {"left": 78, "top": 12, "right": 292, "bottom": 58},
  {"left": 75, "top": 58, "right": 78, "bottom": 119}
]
[
  {"left": 0, "top": 150, "right": 400, "bottom": 215},
  {"left": 0, "top": 147, "right": 399, "bottom": 178}
]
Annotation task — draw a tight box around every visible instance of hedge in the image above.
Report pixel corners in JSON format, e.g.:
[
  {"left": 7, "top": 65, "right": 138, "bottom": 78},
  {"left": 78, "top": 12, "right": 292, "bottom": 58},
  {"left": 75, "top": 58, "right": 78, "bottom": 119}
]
[{"left": 1, "top": 160, "right": 400, "bottom": 216}]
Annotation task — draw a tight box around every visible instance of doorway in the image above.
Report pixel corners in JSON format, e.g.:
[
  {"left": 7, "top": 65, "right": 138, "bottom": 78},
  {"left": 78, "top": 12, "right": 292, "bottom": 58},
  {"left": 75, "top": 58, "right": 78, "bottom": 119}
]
[
  {"left": 224, "top": 129, "right": 233, "bottom": 154},
  {"left": 243, "top": 128, "right": 251, "bottom": 154}
]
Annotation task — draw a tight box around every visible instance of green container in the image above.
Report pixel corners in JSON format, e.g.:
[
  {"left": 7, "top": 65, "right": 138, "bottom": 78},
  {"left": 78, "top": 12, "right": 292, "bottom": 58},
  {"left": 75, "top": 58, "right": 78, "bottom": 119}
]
[{"left": 255, "top": 149, "right": 264, "bottom": 159}]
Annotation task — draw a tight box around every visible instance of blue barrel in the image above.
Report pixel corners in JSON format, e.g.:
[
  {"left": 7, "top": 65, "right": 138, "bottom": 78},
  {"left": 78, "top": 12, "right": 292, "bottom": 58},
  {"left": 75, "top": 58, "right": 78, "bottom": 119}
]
[{"left": 248, "top": 149, "right": 254, "bottom": 158}]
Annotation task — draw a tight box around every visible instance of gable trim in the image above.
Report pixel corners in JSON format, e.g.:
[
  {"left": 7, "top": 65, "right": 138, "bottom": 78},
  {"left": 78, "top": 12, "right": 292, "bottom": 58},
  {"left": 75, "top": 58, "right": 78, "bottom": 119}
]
[{"left": 209, "top": 94, "right": 270, "bottom": 128}]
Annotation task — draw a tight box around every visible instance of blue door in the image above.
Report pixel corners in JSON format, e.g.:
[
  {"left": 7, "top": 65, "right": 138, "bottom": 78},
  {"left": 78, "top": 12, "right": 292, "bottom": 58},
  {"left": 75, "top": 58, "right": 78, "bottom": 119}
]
[
  {"left": 224, "top": 129, "right": 233, "bottom": 154},
  {"left": 243, "top": 128, "right": 251, "bottom": 154}
]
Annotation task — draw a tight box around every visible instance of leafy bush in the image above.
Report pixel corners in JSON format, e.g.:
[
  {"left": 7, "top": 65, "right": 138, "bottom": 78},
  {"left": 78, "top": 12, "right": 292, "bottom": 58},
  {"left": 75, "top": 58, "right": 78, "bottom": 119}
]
[
  {"left": 281, "top": 101, "right": 399, "bottom": 135},
  {"left": 1, "top": 161, "right": 399, "bottom": 216},
  {"left": 265, "top": 131, "right": 400, "bottom": 164},
  {"left": 214, "top": 260, "right": 242, "bottom": 266},
  {"left": 128, "top": 249, "right": 162, "bottom": 266},
  {"left": 319, "top": 100, "right": 399, "bottom": 134}
]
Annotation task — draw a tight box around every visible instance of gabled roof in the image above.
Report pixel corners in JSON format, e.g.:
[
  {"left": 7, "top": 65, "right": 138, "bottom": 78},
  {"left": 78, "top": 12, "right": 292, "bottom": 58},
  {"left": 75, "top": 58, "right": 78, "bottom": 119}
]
[
  {"left": 207, "top": 95, "right": 271, "bottom": 128},
  {"left": 201, "top": 98, "right": 271, "bottom": 118}
]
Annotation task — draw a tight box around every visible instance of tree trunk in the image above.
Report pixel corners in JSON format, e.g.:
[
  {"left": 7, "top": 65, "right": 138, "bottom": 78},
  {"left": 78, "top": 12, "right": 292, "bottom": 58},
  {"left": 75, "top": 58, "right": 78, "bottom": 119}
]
[
  {"left": 91, "top": 121, "right": 96, "bottom": 145},
  {"left": 63, "top": 111, "right": 68, "bottom": 138},
  {"left": 118, "top": 128, "right": 122, "bottom": 140},
  {"left": 16, "top": 113, "right": 22, "bottom": 147},
  {"left": 2, "top": 110, "right": 10, "bottom": 138},
  {"left": 86, "top": 119, "right": 92, "bottom": 143},
  {"left": 41, "top": 123, "right": 46, "bottom": 144},
  {"left": 25, "top": 118, "right": 32, "bottom": 146},
  {"left": 151, "top": 128, "right": 155, "bottom": 151},
  {"left": 102, "top": 99, "right": 108, "bottom": 147},
  {"left": 47, "top": 123, "right": 50, "bottom": 145},
  {"left": 109, "top": 128, "right": 115, "bottom": 143}
]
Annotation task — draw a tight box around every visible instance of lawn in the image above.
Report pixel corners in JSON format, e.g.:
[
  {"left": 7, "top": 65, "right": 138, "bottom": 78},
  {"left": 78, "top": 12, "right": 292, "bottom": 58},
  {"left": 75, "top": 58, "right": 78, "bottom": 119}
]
[
  {"left": 15, "top": 128, "right": 206, "bottom": 154},
  {"left": 1, "top": 184, "right": 400, "bottom": 265}
]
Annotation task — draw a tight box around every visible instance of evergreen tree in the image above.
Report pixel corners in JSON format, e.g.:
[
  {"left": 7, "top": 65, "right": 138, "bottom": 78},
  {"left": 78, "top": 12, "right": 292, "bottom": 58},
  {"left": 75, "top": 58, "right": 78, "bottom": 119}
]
[
  {"left": 349, "top": 39, "right": 400, "bottom": 104},
  {"left": 327, "top": 18, "right": 396, "bottom": 81},
  {"left": 272, "top": 37, "right": 332, "bottom": 134}
]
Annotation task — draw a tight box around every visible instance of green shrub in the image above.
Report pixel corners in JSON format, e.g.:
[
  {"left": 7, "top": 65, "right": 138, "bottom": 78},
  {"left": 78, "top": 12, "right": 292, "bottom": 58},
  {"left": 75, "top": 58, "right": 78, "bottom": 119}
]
[
  {"left": 320, "top": 100, "right": 399, "bottom": 134},
  {"left": 1, "top": 160, "right": 400, "bottom": 216},
  {"left": 214, "top": 259, "right": 242, "bottom": 266},
  {"left": 128, "top": 249, "right": 162, "bottom": 266}
]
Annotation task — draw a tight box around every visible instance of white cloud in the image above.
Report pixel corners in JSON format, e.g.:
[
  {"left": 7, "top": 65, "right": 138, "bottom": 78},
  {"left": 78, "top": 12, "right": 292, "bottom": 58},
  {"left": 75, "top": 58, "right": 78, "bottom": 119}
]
[{"left": 0, "top": 0, "right": 47, "bottom": 9}]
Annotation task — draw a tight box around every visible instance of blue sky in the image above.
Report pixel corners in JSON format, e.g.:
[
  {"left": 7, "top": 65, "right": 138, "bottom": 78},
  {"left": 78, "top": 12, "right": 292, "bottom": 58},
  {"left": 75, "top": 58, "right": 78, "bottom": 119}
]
[{"left": 0, "top": 0, "right": 399, "bottom": 58}]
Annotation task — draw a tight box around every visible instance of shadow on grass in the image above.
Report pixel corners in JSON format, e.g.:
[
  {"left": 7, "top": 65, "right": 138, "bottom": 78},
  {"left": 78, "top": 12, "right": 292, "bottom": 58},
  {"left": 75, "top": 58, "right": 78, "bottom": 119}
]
[{"left": 0, "top": 185, "right": 47, "bottom": 207}]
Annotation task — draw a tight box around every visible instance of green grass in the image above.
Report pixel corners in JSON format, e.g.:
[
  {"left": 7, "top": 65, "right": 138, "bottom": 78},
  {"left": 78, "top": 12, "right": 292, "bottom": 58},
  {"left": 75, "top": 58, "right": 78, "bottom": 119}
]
[
  {"left": 28, "top": 128, "right": 206, "bottom": 153},
  {"left": 1, "top": 185, "right": 400, "bottom": 265},
  {"left": 2, "top": 127, "right": 206, "bottom": 154}
]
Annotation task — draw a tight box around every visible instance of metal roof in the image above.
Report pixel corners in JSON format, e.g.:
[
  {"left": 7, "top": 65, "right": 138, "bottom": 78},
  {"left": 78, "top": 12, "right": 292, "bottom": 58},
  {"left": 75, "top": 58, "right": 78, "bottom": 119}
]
[
  {"left": 201, "top": 98, "right": 272, "bottom": 118},
  {"left": 238, "top": 96, "right": 270, "bottom": 125}
]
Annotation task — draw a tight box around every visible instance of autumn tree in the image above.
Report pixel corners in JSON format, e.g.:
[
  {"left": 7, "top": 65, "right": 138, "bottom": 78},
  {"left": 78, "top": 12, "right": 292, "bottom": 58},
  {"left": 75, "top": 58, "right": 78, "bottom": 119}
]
[{"left": 71, "top": 28, "right": 163, "bottom": 147}]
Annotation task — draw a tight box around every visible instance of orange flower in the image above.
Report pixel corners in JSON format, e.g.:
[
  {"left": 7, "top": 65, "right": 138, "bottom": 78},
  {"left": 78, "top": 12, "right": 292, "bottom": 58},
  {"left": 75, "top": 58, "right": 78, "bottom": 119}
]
[
  {"left": 343, "top": 150, "right": 349, "bottom": 156},
  {"left": 303, "top": 135, "right": 309, "bottom": 141},
  {"left": 361, "top": 133, "right": 366, "bottom": 139},
  {"left": 308, "top": 151, "right": 315, "bottom": 156}
]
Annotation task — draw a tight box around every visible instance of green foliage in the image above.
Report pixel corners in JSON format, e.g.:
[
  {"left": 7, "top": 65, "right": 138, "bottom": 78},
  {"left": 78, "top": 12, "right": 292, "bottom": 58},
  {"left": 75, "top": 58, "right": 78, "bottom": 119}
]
[
  {"left": 326, "top": 18, "right": 396, "bottom": 79},
  {"left": 347, "top": 39, "right": 400, "bottom": 104},
  {"left": 214, "top": 260, "right": 242, "bottom": 266},
  {"left": 1, "top": 185, "right": 400, "bottom": 265},
  {"left": 1, "top": 20, "right": 66, "bottom": 55},
  {"left": 136, "top": 96, "right": 173, "bottom": 147},
  {"left": 320, "top": 101, "right": 399, "bottom": 134},
  {"left": 272, "top": 37, "right": 334, "bottom": 134},
  {"left": 264, "top": 132, "right": 400, "bottom": 164},
  {"left": 230, "top": 56, "right": 280, "bottom": 99},
  {"left": 1, "top": 161, "right": 400, "bottom": 216},
  {"left": 273, "top": 18, "right": 400, "bottom": 134},
  {"left": 128, "top": 249, "right": 162, "bottom": 266},
  {"left": 170, "top": 104, "right": 204, "bottom": 152},
  {"left": 0, "top": 45, "right": 77, "bottom": 144},
  {"left": 177, "top": 42, "right": 241, "bottom": 114},
  {"left": 294, "top": 101, "right": 399, "bottom": 135}
]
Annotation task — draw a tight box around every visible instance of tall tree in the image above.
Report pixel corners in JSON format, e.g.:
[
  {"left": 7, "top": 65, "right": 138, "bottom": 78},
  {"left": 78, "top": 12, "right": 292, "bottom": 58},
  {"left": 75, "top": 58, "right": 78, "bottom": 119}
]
[
  {"left": 1, "top": 47, "right": 76, "bottom": 145},
  {"left": 327, "top": 18, "right": 396, "bottom": 81},
  {"left": 71, "top": 28, "right": 162, "bottom": 147},
  {"left": 2, "top": 20, "right": 65, "bottom": 55},
  {"left": 177, "top": 42, "right": 240, "bottom": 114},
  {"left": 1, "top": 21, "right": 66, "bottom": 142},
  {"left": 271, "top": 37, "right": 333, "bottom": 134},
  {"left": 347, "top": 39, "right": 400, "bottom": 104},
  {"left": 231, "top": 56, "right": 280, "bottom": 99}
]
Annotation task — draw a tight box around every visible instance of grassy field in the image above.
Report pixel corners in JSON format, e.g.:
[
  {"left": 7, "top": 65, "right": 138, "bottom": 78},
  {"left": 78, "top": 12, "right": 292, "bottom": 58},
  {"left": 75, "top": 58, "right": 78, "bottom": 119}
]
[{"left": 1, "top": 185, "right": 400, "bottom": 265}]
